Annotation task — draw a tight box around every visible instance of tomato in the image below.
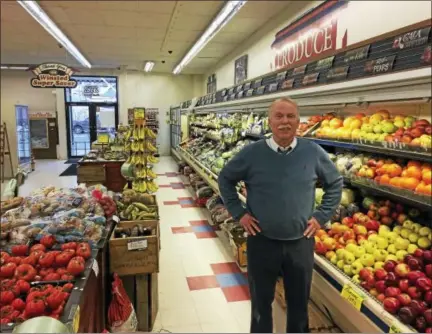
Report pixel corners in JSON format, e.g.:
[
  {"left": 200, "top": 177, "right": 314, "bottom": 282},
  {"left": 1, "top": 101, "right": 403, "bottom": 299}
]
[
  {"left": 9, "top": 284, "right": 20, "bottom": 297},
  {"left": 0, "top": 317, "right": 11, "bottom": 324},
  {"left": 56, "top": 267, "right": 68, "bottom": 276},
  {"left": 0, "top": 291, "right": 15, "bottom": 305},
  {"left": 11, "top": 298, "right": 25, "bottom": 312},
  {"left": 14, "top": 264, "right": 37, "bottom": 282},
  {"left": 61, "top": 242, "right": 77, "bottom": 251},
  {"left": 0, "top": 263, "right": 17, "bottom": 278},
  {"left": 21, "top": 254, "right": 37, "bottom": 266},
  {"left": 7, "top": 257, "right": 22, "bottom": 265},
  {"left": 25, "top": 298, "right": 46, "bottom": 317},
  {"left": 40, "top": 235, "right": 56, "bottom": 249},
  {"left": 51, "top": 304, "right": 64, "bottom": 315},
  {"left": 55, "top": 251, "right": 74, "bottom": 267},
  {"left": 0, "top": 252, "right": 10, "bottom": 265},
  {"left": 67, "top": 257, "right": 85, "bottom": 276},
  {"left": 30, "top": 244, "right": 46, "bottom": 253},
  {"left": 26, "top": 291, "right": 43, "bottom": 303},
  {"left": 46, "top": 290, "right": 63, "bottom": 310},
  {"left": 0, "top": 279, "right": 16, "bottom": 291},
  {"left": 61, "top": 274, "right": 74, "bottom": 281},
  {"left": 73, "top": 256, "right": 86, "bottom": 264},
  {"left": 76, "top": 243, "right": 91, "bottom": 260},
  {"left": 11, "top": 245, "right": 29, "bottom": 257},
  {"left": 62, "top": 283, "right": 74, "bottom": 293},
  {"left": 16, "top": 280, "right": 30, "bottom": 294},
  {"left": 9, "top": 310, "right": 20, "bottom": 321},
  {"left": 38, "top": 252, "right": 55, "bottom": 268},
  {"left": 30, "top": 250, "right": 45, "bottom": 261},
  {"left": 44, "top": 273, "right": 61, "bottom": 281}
]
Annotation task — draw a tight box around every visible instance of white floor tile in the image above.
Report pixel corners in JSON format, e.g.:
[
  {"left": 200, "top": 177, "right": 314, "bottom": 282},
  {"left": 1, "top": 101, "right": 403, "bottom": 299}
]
[
  {"left": 200, "top": 320, "right": 242, "bottom": 333},
  {"left": 162, "top": 324, "right": 203, "bottom": 333},
  {"left": 160, "top": 307, "right": 200, "bottom": 327}
]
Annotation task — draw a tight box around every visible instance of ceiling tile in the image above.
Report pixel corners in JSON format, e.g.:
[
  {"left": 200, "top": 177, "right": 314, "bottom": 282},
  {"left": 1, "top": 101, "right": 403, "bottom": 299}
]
[
  {"left": 176, "top": 1, "right": 223, "bottom": 16},
  {"left": 137, "top": 1, "right": 176, "bottom": 14}
]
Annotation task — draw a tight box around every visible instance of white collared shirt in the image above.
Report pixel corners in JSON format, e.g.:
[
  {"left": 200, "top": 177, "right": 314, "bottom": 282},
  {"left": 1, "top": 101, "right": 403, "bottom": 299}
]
[{"left": 266, "top": 136, "right": 297, "bottom": 154}]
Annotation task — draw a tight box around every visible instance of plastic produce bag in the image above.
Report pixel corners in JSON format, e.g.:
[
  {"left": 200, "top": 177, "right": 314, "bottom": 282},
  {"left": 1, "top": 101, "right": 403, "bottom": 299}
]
[{"left": 108, "top": 273, "right": 137, "bottom": 332}]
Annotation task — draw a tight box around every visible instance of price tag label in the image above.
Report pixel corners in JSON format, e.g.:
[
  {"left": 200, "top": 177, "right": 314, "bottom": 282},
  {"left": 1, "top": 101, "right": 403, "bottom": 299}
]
[
  {"left": 134, "top": 108, "right": 145, "bottom": 120},
  {"left": 72, "top": 305, "right": 80, "bottom": 333},
  {"left": 389, "top": 324, "right": 402, "bottom": 333},
  {"left": 340, "top": 284, "right": 364, "bottom": 310},
  {"left": 92, "top": 259, "right": 99, "bottom": 277},
  {"left": 127, "top": 239, "right": 148, "bottom": 251},
  {"left": 97, "top": 133, "right": 110, "bottom": 144}
]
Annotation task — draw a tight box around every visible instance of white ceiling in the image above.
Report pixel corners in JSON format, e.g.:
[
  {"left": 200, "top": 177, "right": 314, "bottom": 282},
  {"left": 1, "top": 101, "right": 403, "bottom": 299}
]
[{"left": 1, "top": 1, "right": 292, "bottom": 74}]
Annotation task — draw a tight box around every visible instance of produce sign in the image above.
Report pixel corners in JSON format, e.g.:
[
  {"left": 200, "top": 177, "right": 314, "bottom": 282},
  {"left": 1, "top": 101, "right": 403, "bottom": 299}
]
[
  {"left": 341, "top": 284, "right": 364, "bottom": 310},
  {"left": 344, "top": 45, "right": 370, "bottom": 64},
  {"left": 30, "top": 63, "right": 77, "bottom": 88},
  {"left": 327, "top": 66, "right": 349, "bottom": 81},
  {"left": 392, "top": 27, "right": 431, "bottom": 50},
  {"left": 364, "top": 56, "right": 396, "bottom": 75},
  {"left": 421, "top": 46, "right": 431, "bottom": 64}
]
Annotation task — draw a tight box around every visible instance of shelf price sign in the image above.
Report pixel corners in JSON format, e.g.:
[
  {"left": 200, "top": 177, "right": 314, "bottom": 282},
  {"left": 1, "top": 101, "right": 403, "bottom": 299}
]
[
  {"left": 97, "top": 133, "right": 110, "bottom": 144},
  {"left": 340, "top": 284, "right": 364, "bottom": 310},
  {"left": 134, "top": 108, "right": 145, "bottom": 120},
  {"left": 389, "top": 324, "right": 402, "bottom": 333}
]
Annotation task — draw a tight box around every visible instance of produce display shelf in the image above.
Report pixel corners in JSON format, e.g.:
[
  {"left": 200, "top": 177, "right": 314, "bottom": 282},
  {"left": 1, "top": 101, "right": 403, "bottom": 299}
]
[
  {"left": 304, "top": 137, "right": 432, "bottom": 163},
  {"left": 314, "top": 255, "right": 415, "bottom": 333},
  {"left": 176, "top": 146, "right": 417, "bottom": 334}
]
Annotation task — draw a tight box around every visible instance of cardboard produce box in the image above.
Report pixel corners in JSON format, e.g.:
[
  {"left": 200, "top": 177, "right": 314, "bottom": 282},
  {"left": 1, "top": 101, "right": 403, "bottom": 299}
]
[{"left": 109, "top": 220, "right": 159, "bottom": 276}]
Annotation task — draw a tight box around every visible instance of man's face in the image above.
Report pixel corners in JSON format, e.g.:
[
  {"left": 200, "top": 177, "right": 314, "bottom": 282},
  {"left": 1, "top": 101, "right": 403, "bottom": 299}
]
[{"left": 269, "top": 101, "right": 300, "bottom": 141}]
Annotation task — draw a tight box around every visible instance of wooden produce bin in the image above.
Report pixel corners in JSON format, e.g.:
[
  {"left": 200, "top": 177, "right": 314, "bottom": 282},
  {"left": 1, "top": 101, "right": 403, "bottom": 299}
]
[
  {"left": 77, "top": 162, "right": 106, "bottom": 186},
  {"left": 109, "top": 220, "right": 160, "bottom": 276},
  {"left": 77, "top": 159, "right": 127, "bottom": 192},
  {"left": 229, "top": 233, "right": 247, "bottom": 267}
]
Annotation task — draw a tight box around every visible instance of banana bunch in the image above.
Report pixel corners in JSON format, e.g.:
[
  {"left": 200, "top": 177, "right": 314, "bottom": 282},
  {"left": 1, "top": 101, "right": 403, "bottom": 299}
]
[
  {"left": 132, "top": 180, "right": 148, "bottom": 193},
  {"left": 133, "top": 125, "right": 139, "bottom": 139},
  {"left": 124, "top": 141, "right": 131, "bottom": 151},
  {"left": 139, "top": 126, "right": 145, "bottom": 139},
  {"left": 146, "top": 180, "right": 159, "bottom": 193},
  {"left": 135, "top": 166, "right": 147, "bottom": 178},
  {"left": 147, "top": 155, "right": 159, "bottom": 164},
  {"left": 145, "top": 141, "right": 157, "bottom": 152},
  {"left": 146, "top": 128, "right": 157, "bottom": 138},
  {"left": 146, "top": 168, "right": 157, "bottom": 179},
  {"left": 131, "top": 141, "right": 140, "bottom": 152}
]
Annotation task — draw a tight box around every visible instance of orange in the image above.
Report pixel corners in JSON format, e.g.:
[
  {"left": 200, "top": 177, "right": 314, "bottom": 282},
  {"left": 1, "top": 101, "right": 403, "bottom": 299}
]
[
  {"left": 401, "top": 177, "right": 420, "bottom": 191},
  {"left": 423, "top": 184, "right": 432, "bottom": 196},
  {"left": 422, "top": 163, "right": 432, "bottom": 172},
  {"left": 401, "top": 170, "right": 408, "bottom": 177},
  {"left": 380, "top": 174, "right": 391, "bottom": 185},
  {"left": 415, "top": 182, "right": 426, "bottom": 194},
  {"left": 406, "top": 166, "right": 422, "bottom": 180},
  {"left": 388, "top": 164, "right": 403, "bottom": 178},
  {"left": 422, "top": 170, "right": 432, "bottom": 185},
  {"left": 389, "top": 177, "right": 402, "bottom": 188},
  {"left": 407, "top": 160, "right": 422, "bottom": 169}
]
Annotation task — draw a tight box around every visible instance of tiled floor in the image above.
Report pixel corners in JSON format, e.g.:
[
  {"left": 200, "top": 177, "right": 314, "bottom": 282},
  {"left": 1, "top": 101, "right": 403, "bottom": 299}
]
[{"left": 19, "top": 158, "right": 252, "bottom": 333}]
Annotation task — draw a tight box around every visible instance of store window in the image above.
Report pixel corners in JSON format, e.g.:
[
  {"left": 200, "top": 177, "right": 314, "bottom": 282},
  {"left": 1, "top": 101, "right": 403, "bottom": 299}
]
[{"left": 65, "top": 76, "right": 118, "bottom": 103}]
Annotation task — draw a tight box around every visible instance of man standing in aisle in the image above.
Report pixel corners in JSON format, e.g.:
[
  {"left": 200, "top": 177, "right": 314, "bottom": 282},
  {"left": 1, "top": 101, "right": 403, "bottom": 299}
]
[{"left": 218, "top": 98, "right": 343, "bottom": 333}]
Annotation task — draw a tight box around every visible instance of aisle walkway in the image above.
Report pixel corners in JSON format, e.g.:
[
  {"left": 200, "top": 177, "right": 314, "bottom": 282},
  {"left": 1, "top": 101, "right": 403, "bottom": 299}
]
[{"left": 153, "top": 157, "right": 251, "bottom": 333}]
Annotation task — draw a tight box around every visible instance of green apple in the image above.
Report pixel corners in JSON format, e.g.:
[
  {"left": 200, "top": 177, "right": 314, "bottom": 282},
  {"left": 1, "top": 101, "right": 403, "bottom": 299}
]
[
  {"left": 407, "top": 244, "right": 419, "bottom": 254},
  {"left": 418, "top": 237, "right": 432, "bottom": 249},
  {"left": 386, "top": 254, "right": 399, "bottom": 262},
  {"left": 373, "top": 124, "right": 383, "bottom": 134},
  {"left": 336, "top": 249, "right": 346, "bottom": 260},
  {"left": 360, "top": 254, "right": 375, "bottom": 267},
  {"left": 354, "top": 247, "right": 366, "bottom": 259},
  {"left": 330, "top": 254, "right": 338, "bottom": 265},
  {"left": 352, "top": 274, "right": 361, "bottom": 284},
  {"left": 337, "top": 259, "right": 345, "bottom": 270},
  {"left": 344, "top": 265, "right": 353, "bottom": 276},
  {"left": 345, "top": 244, "right": 358, "bottom": 254},
  {"left": 365, "top": 242, "right": 378, "bottom": 254},
  {"left": 352, "top": 261, "right": 364, "bottom": 275},
  {"left": 374, "top": 249, "right": 388, "bottom": 262},
  {"left": 395, "top": 237, "right": 410, "bottom": 250},
  {"left": 396, "top": 250, "right": 408, "bottom": 261},
  {"left": 374, "top": 261, "right": 385, "bottom": 270},
  {"left": 403, "top": 220, "right": 414, "bottom": 230},
  {"left": 394, "top": 120, "right": 405, "bottom": 128},
  {"left": 379, "top": 225, "right": 391, "bottom": 236},
  {"left": 368, "top": 234, "right": 379, "bottom": 244},
  {"left": 419, "top": 226, "right": 431, "bottom": 237},
  {"left": 386, "top": 232, "right": 398, "bottom": 244},
  {"left": 393, "top": 226, "right": 402, "bottom": 235},
  {"left": 382, "top": 122, "right": 396, "bottom": 134},
  {"left": 408, "top": 232, "right": 419, "bottom": 243},
  {"left": 412, "top": 223, "right": 422, "bottom": 234},
  {"left": 376, "top": 236, "right": 389, "bottom": 249},
  {"left": 387, "top": 244, "right": 397, "bottom": 254},
  {"left": 401, "top": 228, "right": 411, "bottom": 239},
  {"left": 344, "top": 252, "right": 356, "bottom": 265}
]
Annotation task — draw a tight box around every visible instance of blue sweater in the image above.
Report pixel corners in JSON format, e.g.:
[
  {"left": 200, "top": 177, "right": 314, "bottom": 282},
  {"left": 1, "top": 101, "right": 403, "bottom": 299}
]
[{"left": 218, "top": 138, "right": 343, "bottom": 240}]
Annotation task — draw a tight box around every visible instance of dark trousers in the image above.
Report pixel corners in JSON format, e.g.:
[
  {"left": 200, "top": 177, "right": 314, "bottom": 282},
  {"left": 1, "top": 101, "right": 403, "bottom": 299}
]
[{"left": 247, "top": 233, "right": 315, "bottom": 333}]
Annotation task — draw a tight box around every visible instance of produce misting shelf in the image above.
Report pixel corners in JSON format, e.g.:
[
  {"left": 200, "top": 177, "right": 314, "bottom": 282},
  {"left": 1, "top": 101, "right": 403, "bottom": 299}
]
[{"left": 175, "top": 147, "right": 417, "bottom": 333}]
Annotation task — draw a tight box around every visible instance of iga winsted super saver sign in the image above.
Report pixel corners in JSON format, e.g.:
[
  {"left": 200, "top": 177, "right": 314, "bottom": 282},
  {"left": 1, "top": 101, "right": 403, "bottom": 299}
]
[{"left": 30, "top": 63, "right": 77, "bottom": 88}]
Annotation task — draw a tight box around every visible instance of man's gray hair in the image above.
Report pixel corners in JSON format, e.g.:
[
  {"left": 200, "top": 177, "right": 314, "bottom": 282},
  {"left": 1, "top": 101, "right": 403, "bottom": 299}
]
[{"left": 268, "top": 97, "right": 298, "bottom": 116}]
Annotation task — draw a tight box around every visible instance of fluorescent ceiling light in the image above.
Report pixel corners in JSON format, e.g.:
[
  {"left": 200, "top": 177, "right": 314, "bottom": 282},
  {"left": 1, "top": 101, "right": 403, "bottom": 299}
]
[
  {"left": 173, "top": 1, "right": 247, "bottom": 74},
  {"left": 1, "top": 65, "right": 29, "bottom": 70},
  {"left": 144, "top": 61, "right": 155, "bottom": 72},
  {"left": 17, "top": 1, "right": 92, "bottom": 68}
]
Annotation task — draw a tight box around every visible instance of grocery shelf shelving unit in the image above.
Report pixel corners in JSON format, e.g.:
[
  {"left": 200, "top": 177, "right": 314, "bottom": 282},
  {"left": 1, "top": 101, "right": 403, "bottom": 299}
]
[{"left": 171, "top": 63, "right": 432, "bottom": 333}]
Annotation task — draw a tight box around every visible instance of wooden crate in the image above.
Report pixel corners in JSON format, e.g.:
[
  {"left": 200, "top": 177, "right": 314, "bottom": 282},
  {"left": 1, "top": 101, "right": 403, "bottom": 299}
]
[
  {"left": 229, "top": 235, "right": 247, "bottom": 268},
  {"left": 109, "top": 220, "right": 159, "bottom": 276},
  {"left": 77, "top": 163, "right": 106, "bottom": 184}
]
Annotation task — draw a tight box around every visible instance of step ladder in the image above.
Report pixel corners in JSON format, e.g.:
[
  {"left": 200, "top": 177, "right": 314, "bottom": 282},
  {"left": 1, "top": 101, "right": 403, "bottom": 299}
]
[{"left": 1, "top": 122, "right": 14, "bottom": 183}]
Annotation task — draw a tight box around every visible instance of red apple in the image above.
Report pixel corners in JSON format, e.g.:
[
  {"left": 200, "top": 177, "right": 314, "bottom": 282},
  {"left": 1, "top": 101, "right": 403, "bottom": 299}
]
[
  {"left": 396, "top": 212, "right": 407, "bottom": 222},
  {"left": 426, "top": 328, "right": 432, "bottom": 333},
  {"left": 424, "top": 308, "right": 432, "bottom": 325},
  {"left": 374, "top": 269, "right": 388, "bottom": 281},
  {"left": 395, "top": 263, "right": 411, "bottom": 278},
  {"left": 396, "top": 293, "right": 412, "bottom": 306},
  {"left": 425, "top": 125, "right": 432, "bottom": 135},
  {"left": 395, "top": 128, "right": 405, "bottom": 136},
  {"left": 410, "top": 127, "right": 425, "bottom": 138},
  {"left": 404, "top": 254, "right": 415, "bottom": 264},
  {"left": 341, "top": 217, "right": 354, "bottom": 227},
  {"left": 410, "top": 300, "right": 428, "bottom": 315},
  {"left": 408, "top": 257, "right": 424, "bottom": 271},
  {"left": 407, "top": 286, "right": 422, "bottom": 300},
  {"left": 378, "top": 206, "right": 390, "bottom": 217},
  {"left": 365, "top": 220, "right": 380, "bottom": 231},
  {"left": 414, "top": 249, "right": 425, "bottom": 258},
  {"left": 424, "top": 250, "right": 432, "bottom": 264},
  {"left": 407, "top": 270, "right": 426, "bottom": 284},
  {"left": 398, "top": 306, "right": 418, "bottom": 325},
  {"left": 375, "top": 280, "right": 387, "bottom": 293},
  {"left": 416, "top": 277, "right": 432, "bottom": 292},
  {"left": 315, "top": 241, "right": 327, "bottom": 255},
  {"left": 357, "top": 235, "right": 367, "bottom": 244},
  {"left": 361, "top": 278, "right": 375, "bottom": 291},
  {"left": 425, "top": 291, "right": 432, "bottom": 305},
  {"left": 343, "top": 230, "right": 356, "bottom": 241},
  {"left": 417, "top": 316, "right": 428, "bottom": 332},
  {"left": 377, "top": 293, "right": 386, "bottom": 302},
  {"left": 386, "top": 272, "right": 399, "bottom": 287},
  {"left": 384, "top": 260, "right": 398, "bottom": 273},
  {"left": 383, "top": 297, "right": 401, "bottom": 314},
  {"left": 425, "top": 264, "right": 432, "bottom": 278},
  {"left": 359, "top": 268, "right": 374, "bottom": 281},
  {"left": 385, "top": 287, "right": 401, "bottom": 298},
  {"left": 369, "top": 288, "right": 379, "bottom": 297},
  {"left": 414, "top": 119, "right": 431, "bottom": 127},
  {"left": 399, "top": 279, "right": 410, "bottom": 293}
]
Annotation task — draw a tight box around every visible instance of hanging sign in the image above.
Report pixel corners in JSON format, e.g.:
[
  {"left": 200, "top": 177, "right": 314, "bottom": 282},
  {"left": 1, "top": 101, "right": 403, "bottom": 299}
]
[
  {"left": 392, "top": 27, "right": 431, "bottom": 50},
  {"left": 344, "top": 45, "right": 370, "bottom": 64},
  {"left": 30, "top": 63, "right": 77, "bottom": 88},
  {"left": 302, "top": 72, "right": 320, "bottom": 85},
  {"left": 134, "top": 108, "right": 145, "bottom": 120},
  {"left": 364, "top": 55, "right": 396, "bottom": 74},
  {"left": 327, "top": 66, "right": 349, "bottom": 80},
  {"left": 280, "top": 79, "right": 295, "bottom": 90},
  {"left": 97, "top": 133, "right": 110, "bottom": 144},
  {"left": 315, "top": 56, "right": 335, "bottom": 70}
]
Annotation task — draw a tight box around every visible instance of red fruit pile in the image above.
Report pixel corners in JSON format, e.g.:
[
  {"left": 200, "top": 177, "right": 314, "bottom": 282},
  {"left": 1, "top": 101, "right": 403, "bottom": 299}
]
[
  {"left": 98, "top": 196, "right": 117, "bottom": 217},
  {"left": 0, "top": 239, "right": 91, "bottom": 283},
  {"left": 0, "top": 281, "right": 74, "bottom": 323},
  {"left": 358, "top": 249, "right": 432, "bottom": 331}
]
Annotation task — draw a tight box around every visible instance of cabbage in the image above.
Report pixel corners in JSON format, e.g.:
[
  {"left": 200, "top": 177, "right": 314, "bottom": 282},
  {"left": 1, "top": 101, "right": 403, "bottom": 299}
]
[{"left": 340, "top": 188, "right": 356, "bottom": 207}]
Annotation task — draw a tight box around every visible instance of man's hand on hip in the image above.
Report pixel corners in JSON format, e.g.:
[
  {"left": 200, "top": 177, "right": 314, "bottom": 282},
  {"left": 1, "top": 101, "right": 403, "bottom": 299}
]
[
  {"left": 239, "top": 213, "right": 261, "bottom": 236},
  {"left": 304, "top": 217, "right": 321, "bottom": 238}
]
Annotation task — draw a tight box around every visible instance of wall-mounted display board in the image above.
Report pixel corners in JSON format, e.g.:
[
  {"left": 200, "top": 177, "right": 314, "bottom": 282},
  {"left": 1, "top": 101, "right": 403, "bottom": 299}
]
[{"left": 193, "top": 19, "right": 431, "bottom": 108}]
